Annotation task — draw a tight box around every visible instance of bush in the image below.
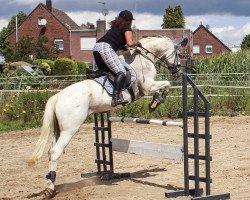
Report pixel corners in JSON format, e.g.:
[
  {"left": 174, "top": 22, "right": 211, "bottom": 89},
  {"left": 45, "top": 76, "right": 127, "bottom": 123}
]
[
  {"left": 76, "top": 61, "right": 89, "bottom": 74},
  {"left": 195, "top": 50, "right": 250, "bottom": 74},
  {"left": 53, "top": 58, "right": 78, "bottom": 75},
  {"left": 32, "top": 59, "right": 54, "bottom": 75},
  {"left": 1, "top": 91, "right": 55, "bottom": 126},
  {"left": 32, "top": 59, "right": 54, "bottom": 68}
]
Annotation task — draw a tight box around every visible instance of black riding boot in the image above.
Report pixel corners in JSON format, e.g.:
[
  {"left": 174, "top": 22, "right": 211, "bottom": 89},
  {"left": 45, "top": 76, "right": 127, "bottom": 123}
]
[{"left": 111, "top": 72, "right": 128, "bottom": 107}]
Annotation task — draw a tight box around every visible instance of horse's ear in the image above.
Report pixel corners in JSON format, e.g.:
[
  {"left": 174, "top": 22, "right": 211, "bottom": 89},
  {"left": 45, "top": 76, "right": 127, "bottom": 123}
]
[
  {"left": 175, "top": 37, "right": 188, "bottom": 47},
  {"left": 180, "top": 37, "right": 188, "bottom": 47}
]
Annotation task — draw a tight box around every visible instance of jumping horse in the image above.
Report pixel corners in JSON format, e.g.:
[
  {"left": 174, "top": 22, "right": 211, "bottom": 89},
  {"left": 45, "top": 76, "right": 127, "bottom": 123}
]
[{"left": 28, "top": 36, "right": 188, "bottom": 198}]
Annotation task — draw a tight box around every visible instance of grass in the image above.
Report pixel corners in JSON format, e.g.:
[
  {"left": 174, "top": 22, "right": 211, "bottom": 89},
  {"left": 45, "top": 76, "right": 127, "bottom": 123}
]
[
  {"left": 0, "top": 121, "right": 40, "bottom": 132},
  {"left": 245, "top": 91, "right": 250, "bottom": 115}
]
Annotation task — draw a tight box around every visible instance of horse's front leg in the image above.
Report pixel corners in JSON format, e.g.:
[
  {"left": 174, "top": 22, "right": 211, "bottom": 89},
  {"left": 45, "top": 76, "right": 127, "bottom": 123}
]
[{"left": 145, "top": 80, "right": 171, "bottom": 113}]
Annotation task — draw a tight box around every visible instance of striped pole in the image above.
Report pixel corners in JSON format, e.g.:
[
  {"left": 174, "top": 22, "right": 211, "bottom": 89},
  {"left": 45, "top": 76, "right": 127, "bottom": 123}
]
[{"left": 109, "top": 117, "right": 183, "bottom": 128}]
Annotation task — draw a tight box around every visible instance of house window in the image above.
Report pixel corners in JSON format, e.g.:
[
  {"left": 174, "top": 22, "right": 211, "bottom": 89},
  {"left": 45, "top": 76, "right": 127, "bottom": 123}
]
[
  {"left": 80, "top": 37, "right": 96, "bottom": 50},
  {"left": 54, "top": 39, "right": 64, "bottom": 50},
  {"left": 193, "top": 45, "right": 200, "bottom": 54},
  {"left": 40, "top": 27, "right": 46, "bottom": 35},
  {"left": 206, "top": 45, "right": 213, "bottom": 54}
]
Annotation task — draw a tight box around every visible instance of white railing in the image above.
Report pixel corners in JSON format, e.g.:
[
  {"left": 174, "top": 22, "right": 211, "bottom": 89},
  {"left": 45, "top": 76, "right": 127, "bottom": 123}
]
[{"left": 0, "top": 73, "right": 249, "bottom": 93}]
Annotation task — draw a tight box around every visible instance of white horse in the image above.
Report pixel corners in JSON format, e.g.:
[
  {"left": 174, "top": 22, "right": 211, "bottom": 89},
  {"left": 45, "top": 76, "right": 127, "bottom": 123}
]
[{"left": 28, "top": 36, "right": 187, "bottom": 198}]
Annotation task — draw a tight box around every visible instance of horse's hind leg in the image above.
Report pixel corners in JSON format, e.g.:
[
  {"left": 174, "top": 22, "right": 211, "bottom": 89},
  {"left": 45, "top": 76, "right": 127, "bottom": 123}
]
[{"left": 44, "top": 129, "right": 77, "bottom": 197}]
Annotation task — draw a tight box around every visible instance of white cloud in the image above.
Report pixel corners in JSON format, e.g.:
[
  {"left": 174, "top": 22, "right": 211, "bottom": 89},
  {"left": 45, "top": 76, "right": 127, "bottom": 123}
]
[
  {"left": 211, "top": 24, "right": 250, "bottom": 47},
  {"left": 132, "top": 13, "right": 163, "bottom": 30},
  {"left": 67, "top": 11, "right": 103, "bottom": 26},
  {"left": 185, "top": 15, "right": 208, "bottom": 30},
  {"left": 242, "top": 23, "right": 250, "bottom": 35},
  {"left": 67, "top": 11, "right": 248, "bottom": 46},
  {"left": 67, "top": 11, "right": 118, "bottom": 28},
  {"left": 1, "top": 9, "right": 247, "bottom": 47},
  {"left": 0, "top": 18, "right": 8, "bottom": 30},
  {"left": 68, "top": 11, "right": 164, "bottom": 30},
  {"left": 67, "top": 11, "right": 163, "bottom": 30}
]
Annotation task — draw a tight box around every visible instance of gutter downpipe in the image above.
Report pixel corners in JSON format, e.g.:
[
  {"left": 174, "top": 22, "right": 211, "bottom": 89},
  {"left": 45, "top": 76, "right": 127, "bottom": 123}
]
[
  {"left": 69, "top": 30, "right": 72, "bottom": 58},
  {"left": 16, "top": 16, "right": 18, "bottom": 43}
]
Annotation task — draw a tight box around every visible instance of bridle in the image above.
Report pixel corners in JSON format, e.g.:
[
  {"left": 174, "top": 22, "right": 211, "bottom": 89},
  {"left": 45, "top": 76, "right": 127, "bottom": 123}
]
[{"left": 136, "top": 45, "right": 181, "bottom": 78}]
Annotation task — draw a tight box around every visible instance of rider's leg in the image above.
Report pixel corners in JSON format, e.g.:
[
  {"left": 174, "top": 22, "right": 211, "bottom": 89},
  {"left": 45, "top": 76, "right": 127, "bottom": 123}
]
[
  {"left": 94, "top": 43, "right": 129, "bottom": 106},
  {"left": 111, "top": 72, "right": 128, "bottom": 106}
]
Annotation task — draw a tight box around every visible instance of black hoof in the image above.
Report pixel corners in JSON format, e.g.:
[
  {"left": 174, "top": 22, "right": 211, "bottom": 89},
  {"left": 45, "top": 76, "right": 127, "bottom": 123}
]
[
  {"left": 149, "top": 103, "right": 157, "bottom": 113},
  {"left": 43, "top": 188, "right": 56, "bottom": 199}
]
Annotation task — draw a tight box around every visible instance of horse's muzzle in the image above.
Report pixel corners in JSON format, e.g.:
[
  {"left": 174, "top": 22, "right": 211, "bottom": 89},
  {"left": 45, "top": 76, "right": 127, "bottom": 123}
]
[{"left": 171, "top": 65, "right": 182, "bottom": 79}]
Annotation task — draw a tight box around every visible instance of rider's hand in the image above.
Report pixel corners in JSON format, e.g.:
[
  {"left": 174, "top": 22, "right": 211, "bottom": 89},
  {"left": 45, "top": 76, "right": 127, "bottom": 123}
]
[{"left": 121, "top": 45, "right": 128, "bottom": 51}]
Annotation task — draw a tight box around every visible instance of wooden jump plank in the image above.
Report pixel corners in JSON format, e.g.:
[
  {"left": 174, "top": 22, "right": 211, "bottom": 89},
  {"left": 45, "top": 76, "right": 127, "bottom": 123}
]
[
  {"left": 111, "top": 138, "right": 183, "bottom": 161},
  {"left": 109, "top": 117, "right": 183, "bottom": 128}
]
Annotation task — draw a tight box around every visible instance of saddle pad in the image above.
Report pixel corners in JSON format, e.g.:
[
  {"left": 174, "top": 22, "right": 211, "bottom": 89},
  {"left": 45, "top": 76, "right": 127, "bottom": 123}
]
[
  {"left": 94, "top": 76, "right": 114, "bottom": 96},
  {"left": 94, "top": 65, "right": 136, "bottom": 96}
]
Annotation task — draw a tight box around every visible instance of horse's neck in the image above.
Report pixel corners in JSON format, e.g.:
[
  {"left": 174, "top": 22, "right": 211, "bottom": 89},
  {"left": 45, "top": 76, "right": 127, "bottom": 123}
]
[
  {"left": 120, "top": 49, "right": 157, "bottom": 81},
  {"left": 120, "top": 50, "right": 157, "bottom": 100}
]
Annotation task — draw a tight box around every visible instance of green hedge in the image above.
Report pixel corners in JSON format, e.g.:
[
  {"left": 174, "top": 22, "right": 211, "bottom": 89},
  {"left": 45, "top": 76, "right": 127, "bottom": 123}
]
[
  {"left": 53, "top": 58, "right": 78, "bottom": 75},
  {"left": 76, "top": 61, "right": 89, "bottom": 74},
  {"left": 0, "top": 88, "right": 248, "bottom": 131}
]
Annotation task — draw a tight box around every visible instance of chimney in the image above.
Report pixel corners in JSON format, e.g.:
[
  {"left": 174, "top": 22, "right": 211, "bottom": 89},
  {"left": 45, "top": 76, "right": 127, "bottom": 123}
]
[
  {"left": 46, "top": 0, "right": 52, "bottom": 12},
  {"left": 96, "top": 20, "right": 106, "bottom": 32},
  {"left": 96, "top": 19, "right": 106, "bottom": 39}
]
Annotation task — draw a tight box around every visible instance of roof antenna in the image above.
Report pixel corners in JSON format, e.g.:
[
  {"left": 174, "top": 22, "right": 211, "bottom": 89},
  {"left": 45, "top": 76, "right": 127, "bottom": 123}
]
[{"left": 98, "top": 2, "right": 109, "bottom": 21}]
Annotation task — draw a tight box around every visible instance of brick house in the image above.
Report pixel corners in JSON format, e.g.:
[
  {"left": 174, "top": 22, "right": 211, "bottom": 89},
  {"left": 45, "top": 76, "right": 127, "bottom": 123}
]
[
  {"left": 8, "top": 0, "right": 84, "bottom": 59},
  {"left": 8, "top": 1, "right": 232, "bottom": 65},
  {"left": 8, "top": 0, "right": 193, "bottom": 65},
  {"left": 193, "top": 25, "right": 231, "bottom": 57}
]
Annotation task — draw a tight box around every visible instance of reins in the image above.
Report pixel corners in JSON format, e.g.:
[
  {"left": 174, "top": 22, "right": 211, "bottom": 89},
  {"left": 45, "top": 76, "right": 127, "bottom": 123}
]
[{"left": 135, "top": 45, "right": 181, "bottom": 76}]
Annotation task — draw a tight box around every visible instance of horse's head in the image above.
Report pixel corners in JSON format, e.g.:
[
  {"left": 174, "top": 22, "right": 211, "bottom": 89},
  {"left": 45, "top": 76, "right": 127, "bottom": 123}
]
[{"left": 138, "top": 36, "right": 188, "bottom": 79}]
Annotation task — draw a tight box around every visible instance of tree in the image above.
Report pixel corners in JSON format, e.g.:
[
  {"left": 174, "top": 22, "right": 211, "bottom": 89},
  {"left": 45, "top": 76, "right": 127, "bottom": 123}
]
[
  {"left": 0, "top": 11, "right": 27, "bottom": 62},
  {"left": 162, "top": 5, "right": 185, "bottom": 29},
  {"left": 34, "top": 35, "right": 60, "bottom": 60},
  {"left": 174, "top": 5, "right": 185, "bottom": 28},
  {"left": 6, "top": 11, "right": 27, "bottom": 33},
  {"left": 0, "top": 28, "right": 13, "bottom": 61},
  {"left": 12, "top": 36, "right": 34, "bottom": 63},
  {"left": 241, "top": 34, "right": 250, "bottom": 50},
  {"left": 0, "top": 11, "right": 59, "bottom": 62}
]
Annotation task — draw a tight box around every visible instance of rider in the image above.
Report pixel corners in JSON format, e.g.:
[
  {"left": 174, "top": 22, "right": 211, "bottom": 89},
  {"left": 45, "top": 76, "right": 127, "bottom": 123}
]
[{"left": 93, "top": 10, "right": 142, "bottom": 107}]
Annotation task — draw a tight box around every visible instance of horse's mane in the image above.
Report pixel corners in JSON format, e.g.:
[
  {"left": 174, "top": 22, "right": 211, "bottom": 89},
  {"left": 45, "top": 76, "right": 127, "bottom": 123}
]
[{"left": 139, "top": 36, "right": 173, "bottom": 45}]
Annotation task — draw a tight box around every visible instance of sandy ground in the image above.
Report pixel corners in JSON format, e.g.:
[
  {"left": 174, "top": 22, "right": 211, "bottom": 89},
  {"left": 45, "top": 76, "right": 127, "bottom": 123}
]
[{"left": 0, "top": 116, "right": 249, "bottom": 200}]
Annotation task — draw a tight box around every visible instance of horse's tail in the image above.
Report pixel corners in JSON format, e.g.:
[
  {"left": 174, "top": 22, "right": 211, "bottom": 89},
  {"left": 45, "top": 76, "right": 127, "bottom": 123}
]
[{"left": 27, "top": 94, "right": 58, "bottom": 166}]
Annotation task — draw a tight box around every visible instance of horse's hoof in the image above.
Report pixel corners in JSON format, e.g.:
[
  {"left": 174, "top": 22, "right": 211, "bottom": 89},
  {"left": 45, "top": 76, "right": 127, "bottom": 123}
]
[
  {"left": 43, "top": 188, "right": 55, "bottom": 199},
  {"left": 148, "top": 103, "right": 157, "bottom": 113}
]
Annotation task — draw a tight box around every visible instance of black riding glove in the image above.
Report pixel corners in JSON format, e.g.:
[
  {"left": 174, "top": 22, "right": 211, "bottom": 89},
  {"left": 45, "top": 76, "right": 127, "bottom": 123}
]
[
  {"left": 137, "top": 42, "right": 142, "bottom": 48},
  {"left": 121, "top": 45, "right": 128, "bottom": 51}
]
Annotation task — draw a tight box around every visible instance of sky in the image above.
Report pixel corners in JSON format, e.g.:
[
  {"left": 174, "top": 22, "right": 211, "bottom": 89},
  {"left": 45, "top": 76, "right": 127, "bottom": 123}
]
[{"left": 0, "top": 0, "right": 250, "bottom": 50}]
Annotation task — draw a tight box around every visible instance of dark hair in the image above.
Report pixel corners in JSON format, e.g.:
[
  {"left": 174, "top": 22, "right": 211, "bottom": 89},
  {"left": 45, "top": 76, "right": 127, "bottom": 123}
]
[{"left": 109, "top": 17, "right": 130, "bottom": 28}]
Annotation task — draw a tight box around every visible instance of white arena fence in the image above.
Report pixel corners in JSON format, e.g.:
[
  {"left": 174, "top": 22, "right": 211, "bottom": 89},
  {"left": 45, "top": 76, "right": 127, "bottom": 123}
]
[{"left": 0, "top": 73, "right": 249, "bottom": 92}]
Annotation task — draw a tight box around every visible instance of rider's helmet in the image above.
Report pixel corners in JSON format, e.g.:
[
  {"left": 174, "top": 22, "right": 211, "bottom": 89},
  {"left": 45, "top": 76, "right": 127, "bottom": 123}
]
[{"left": 118, "top": 10, "right": 135, "bottom": 21}]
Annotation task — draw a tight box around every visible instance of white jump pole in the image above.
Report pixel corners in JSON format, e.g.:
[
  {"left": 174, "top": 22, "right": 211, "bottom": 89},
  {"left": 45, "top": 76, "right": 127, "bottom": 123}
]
[{"left": 109, "top": 117, "right": 183, "bottom": 128}]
